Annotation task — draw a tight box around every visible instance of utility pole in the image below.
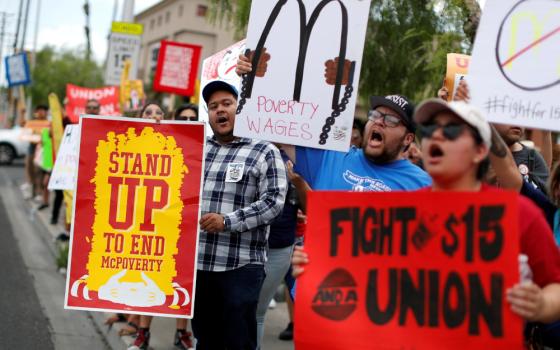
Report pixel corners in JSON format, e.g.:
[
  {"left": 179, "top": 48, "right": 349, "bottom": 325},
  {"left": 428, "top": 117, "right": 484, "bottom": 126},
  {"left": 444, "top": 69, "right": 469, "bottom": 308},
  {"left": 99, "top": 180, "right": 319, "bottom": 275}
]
[
  {"left": 0, "top": 13, "right": 8, "bottom": 78},
  {"left": 122, "top": 0, "right": 134, "bottom": 22},
  {"left": 13, "top": 0, "right": 24, "bottom": 52},
  {"left": 20, "top": 0, "right": 31, "bottom": 51},
  {"left": 84, "top": 0, "right": 91, "bottom": 60},
  {"left": 32, "top": 0, "right": 41, "bottom": 66}
]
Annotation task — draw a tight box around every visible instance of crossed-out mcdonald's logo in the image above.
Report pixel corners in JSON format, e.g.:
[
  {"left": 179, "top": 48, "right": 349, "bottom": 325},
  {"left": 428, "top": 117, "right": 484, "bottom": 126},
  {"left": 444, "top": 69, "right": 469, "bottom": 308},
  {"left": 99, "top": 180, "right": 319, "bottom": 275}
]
[{"left": 495, "top": 0, "right": 560, "bottom": 91}]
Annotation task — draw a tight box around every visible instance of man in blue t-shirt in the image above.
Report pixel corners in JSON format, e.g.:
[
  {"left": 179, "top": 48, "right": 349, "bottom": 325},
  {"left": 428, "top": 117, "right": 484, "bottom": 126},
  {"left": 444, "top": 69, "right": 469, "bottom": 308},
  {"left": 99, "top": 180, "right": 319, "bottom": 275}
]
[{"left": 294, "top": 94, "right": 431, "bottom": 191}]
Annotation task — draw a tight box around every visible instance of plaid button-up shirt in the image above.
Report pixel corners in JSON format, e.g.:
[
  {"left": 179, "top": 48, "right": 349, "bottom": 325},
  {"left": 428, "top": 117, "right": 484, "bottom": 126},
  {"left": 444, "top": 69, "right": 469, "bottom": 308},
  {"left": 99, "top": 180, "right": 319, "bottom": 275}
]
[{"left": 198, "top": 136, "right": 287, "bottom": 271}]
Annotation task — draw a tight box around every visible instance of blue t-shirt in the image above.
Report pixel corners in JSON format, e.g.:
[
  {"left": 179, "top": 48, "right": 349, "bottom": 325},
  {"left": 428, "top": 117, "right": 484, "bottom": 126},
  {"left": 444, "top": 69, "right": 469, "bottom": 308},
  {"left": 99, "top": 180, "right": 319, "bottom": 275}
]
[{"left": 295, "top": 146, "right": 431, "bottom": 191}]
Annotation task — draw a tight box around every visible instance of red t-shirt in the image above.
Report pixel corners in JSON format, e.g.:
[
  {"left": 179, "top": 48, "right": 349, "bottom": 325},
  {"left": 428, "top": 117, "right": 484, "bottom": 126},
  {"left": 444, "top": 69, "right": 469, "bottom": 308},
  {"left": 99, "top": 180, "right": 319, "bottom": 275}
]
[{"left": 420, "top": 184, "right": 560, "bottom": 287}]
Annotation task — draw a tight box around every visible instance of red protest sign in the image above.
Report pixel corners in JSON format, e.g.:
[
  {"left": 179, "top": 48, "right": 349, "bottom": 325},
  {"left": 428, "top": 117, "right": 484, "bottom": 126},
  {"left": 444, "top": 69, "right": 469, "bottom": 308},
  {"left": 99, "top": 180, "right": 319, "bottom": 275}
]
[
  {"left": 65, "top": 116, "right": 205, "bottom": 318},
  {"left": 65, "top": 84, "right": 120, "bottom": 123},
  {"left": 296, "top": 191, "right": 523, "bottom": 350},
  {"left": 153, "top": 40, "right": 202, "bottom": 96}
]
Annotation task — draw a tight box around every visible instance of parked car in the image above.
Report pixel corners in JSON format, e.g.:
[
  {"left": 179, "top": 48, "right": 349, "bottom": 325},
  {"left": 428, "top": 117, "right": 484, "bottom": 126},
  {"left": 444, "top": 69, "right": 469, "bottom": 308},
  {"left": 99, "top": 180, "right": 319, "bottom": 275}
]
[{"left": 0, "top": 127, "right": 30, "bottom": 165}]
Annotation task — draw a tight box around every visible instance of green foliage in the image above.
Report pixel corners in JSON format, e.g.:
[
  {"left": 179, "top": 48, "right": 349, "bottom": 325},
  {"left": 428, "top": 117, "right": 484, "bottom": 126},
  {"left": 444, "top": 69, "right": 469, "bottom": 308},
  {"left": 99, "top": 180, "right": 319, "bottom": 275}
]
[
  {"left": 56, "top": 242, "right": 69, "bottom": 270},
  {"left": 207, "top": 0, "right": 479, "bottom": 106},
  {"left": 29, "top": 46, "right": 104, "bottom": 106}
]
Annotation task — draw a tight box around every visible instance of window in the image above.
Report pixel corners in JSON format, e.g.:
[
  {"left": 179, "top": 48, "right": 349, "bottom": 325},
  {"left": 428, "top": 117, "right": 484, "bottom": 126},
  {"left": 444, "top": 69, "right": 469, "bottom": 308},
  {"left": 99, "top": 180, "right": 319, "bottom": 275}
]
[
  {"left": 178, "top": 4, "right": 184, "bottom": 17},
  {"left": 150, "top": 19, "right": 155, "bottom": 29},
  {"left": 165, "top": 11, "right": 170, "bottom": 23},
  {"left": 157, "top": 15, "right": 162, "bottom": 26},
  {"left": 196, "top": 5, "right": 208, "bottom": 17}
]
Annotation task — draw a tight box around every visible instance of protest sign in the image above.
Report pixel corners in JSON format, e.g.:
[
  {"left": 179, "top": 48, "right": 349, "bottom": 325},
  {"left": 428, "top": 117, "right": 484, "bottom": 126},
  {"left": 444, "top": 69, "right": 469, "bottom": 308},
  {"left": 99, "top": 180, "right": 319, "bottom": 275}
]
[
  {"left": 153, "top": 40, "right": 202, "bottom": 96},
  {"left": 469, "top": 0, "right": 560, "bottom": 131},
  {"left": 48, "top": 125, "right": 80, "bottom": 191},
  {"left": 295, "top": 191, "right": 523, "bottom": 350},
  {"left": 445, "top": 53, "right": 470, "bottom": 101},
  {"left": 234, "top": 0, "right": 371, "bottom": 152},
  {"left": 66, "top": 84, "right": 120, "bottom": 123},
  {"left": 65, "top": 116, "right": 205, "bottom": 318},
  {"left": 49, "top": 93, "right": 64, "bottom": 155},
  {"left": 105, "top": 22, "right": 143, "bottom": 86},
  {"left": 5, "top": 52, "right": 31, "bottom": 87},
  {"left": 199, "top": 39, "right": 246, "bottom": 133}
]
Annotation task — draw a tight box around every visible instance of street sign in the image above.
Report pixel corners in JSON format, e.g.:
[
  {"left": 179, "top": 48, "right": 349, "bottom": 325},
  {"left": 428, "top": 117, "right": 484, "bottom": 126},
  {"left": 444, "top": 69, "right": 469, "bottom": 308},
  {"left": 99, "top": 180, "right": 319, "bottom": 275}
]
[
  {"left": 5, "top": 52, "right": 31, "bottom": 87},
  {"left": 104, "top": 21, "right": 143, "bottom": 86}
]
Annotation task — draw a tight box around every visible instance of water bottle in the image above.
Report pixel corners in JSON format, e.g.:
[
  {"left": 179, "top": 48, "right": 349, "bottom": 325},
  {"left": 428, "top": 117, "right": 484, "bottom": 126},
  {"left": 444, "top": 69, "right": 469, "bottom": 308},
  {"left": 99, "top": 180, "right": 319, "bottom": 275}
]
[{"left": 519, "top": 254, "right": 533, "bottom": 284}]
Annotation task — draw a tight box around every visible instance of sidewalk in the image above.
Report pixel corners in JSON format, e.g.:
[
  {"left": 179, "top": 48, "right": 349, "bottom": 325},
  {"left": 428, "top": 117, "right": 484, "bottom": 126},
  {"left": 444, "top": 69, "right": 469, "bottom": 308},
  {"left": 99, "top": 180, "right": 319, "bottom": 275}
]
[{"left": 25, "top": 188, "right": 294, "bottom": 350}]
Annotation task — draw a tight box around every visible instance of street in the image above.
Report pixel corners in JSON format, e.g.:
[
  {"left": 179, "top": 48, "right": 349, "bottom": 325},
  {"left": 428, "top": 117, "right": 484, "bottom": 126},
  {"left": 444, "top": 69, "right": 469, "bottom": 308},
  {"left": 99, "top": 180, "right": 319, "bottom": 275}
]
[{"left": 0, "top": 160, "right": 294, "bottom": 350}]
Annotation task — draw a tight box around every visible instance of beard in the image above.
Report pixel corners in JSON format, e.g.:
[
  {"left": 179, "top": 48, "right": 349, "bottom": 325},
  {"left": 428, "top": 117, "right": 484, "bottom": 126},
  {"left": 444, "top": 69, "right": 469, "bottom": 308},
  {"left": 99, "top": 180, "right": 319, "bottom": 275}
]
[{"left": 364, "top": 133, "right": 406, "bottom": 164}]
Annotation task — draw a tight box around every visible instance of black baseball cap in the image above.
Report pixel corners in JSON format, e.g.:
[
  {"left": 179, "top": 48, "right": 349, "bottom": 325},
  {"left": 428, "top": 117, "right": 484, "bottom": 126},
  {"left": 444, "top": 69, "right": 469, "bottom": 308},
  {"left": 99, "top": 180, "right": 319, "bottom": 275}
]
[
  {"left": 202, "top": 80, "right": 239, "bottom": 104},
  {"left": 369, "top": 94, "right": 416, "bottom": 133}
]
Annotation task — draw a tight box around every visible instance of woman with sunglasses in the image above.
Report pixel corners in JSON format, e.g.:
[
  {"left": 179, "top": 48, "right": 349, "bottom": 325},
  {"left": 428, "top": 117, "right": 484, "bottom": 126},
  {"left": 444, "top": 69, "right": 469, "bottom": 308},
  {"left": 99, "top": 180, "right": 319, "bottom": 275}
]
[
  {"left": 138, "top": 101, "right": 166, "bottom": 121},
  {"left": 293, "top": 99, "right": 560, "bottom": 330},
  {"left": 174, "top": 104, "right": 199, "bottom": 121}
]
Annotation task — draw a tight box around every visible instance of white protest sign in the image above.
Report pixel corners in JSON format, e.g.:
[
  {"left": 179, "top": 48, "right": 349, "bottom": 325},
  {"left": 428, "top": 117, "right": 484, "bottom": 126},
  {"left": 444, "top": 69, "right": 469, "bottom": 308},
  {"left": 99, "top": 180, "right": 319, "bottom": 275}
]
[
  {"left": 234, "top": 0, "right": 371, "bottom": 152},
  {"left": 469, "top": 0, "right": 560, "bottom": 130},
  {"left": 105, "top": 22, "right": 143, "bottom": 86},
  {"left": 199, "top": 39, "right": 246, "bottom": 135},
  {"left": 48, "top": 125, "right": 80, "bottom": 190}
]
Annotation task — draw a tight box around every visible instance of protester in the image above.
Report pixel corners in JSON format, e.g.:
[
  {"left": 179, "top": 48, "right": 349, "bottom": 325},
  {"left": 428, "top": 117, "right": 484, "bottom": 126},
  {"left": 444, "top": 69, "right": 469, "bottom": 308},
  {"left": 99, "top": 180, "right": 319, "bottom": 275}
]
[
  {"left": 236, "top": 54, "right": 432, "bottom": 194},
  {"left": 85, "top": 98, "right": 101, "bottom": 116},
  {"left": 191, "top": 80, "right": 286, "bottom": 350},
  {"left": 21, "top": 105, "right": 49, "bottom": 201},
  {"left": 551, "top": 163, "right": 560, "bottom": 238},
  {"left": 293, "top": 100, "right": 560, "bottom": 346},
  {"left": 129, "top": 105, "right": 201, "bottom": 350},
  {"left": 174, "top": 103, "right": 199, "bottom": 121},
  {"left": 138, "top": 101, "right": 165, "bottom": 121},
  {"left": 350, "top": 118, "right": 364, "bottom": 148},
  {"left": 256, "top": 145, "right": 299, "bottom": 349}
]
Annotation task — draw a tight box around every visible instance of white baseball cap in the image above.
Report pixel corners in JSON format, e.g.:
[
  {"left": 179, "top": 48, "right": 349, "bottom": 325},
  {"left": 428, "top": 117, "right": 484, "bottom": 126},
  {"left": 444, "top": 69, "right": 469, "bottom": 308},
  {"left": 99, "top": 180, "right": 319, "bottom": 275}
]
[{"left": 414, "top": 99, "right": 492, "bottom": 149}]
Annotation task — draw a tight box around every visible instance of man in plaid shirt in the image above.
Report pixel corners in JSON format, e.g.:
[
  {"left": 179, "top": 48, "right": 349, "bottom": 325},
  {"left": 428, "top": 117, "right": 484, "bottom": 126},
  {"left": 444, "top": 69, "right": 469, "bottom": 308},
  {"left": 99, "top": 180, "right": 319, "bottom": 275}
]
[{"left": 192, "top": 80, "right": 287, "bottom": 350}]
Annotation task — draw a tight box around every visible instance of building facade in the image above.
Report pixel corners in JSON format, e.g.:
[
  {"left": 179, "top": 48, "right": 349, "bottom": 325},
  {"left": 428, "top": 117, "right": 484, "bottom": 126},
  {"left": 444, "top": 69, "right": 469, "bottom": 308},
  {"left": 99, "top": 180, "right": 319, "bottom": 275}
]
[{"left": 134, "top": 0, "right": 237, "bottom": 85}]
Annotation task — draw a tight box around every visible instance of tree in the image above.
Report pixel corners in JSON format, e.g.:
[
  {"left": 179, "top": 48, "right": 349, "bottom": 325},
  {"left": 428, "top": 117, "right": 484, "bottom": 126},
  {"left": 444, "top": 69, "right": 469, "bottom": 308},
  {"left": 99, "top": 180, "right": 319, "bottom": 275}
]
[
  {"left": 207, "top": 0, "right": 479, "bottom": 104},
  {"left": 28, "top": 46, "right": 104, "bottom": 106}
]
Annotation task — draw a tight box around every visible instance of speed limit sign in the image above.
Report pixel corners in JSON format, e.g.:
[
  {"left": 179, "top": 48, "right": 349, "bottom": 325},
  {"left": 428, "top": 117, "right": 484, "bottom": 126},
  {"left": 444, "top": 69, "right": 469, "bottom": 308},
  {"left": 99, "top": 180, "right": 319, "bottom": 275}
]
[{"left": 105, "top": 22, "right": 143, "bottom": 86}]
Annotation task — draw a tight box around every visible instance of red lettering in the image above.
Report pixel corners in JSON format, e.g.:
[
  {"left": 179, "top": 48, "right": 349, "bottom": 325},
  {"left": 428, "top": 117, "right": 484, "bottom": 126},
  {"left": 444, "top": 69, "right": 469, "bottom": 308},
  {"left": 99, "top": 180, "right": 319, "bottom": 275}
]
[
  {"left": 108, "top": 176, "right": 140, "bottom": 230},
  {"left": 139, "top": 179, "right": 169, "bottom": 231}
]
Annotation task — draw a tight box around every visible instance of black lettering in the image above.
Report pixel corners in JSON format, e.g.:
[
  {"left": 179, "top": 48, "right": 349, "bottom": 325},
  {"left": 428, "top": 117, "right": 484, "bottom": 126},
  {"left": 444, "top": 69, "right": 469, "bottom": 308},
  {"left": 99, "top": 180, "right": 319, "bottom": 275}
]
[
  {"left": 366, "top": 269, "right": 397, "bottom": 325},
  {"left": 442, "top": 214, "right": 460, "bottom": 257},
  {"left": 478, "top": 206, "right": 504, "bottom": 262},
  {"left": 360, "top": 208, "right": 376, "bottom": 254},
  {"left": 398, "top": 269, "right": 425, "bottom": 327},
  {"left": 377, "top": 209, "right": 393, "bottom": 255},
  {"left": 462, "top": 206, "right": 475, "bottom": 262},
  {"left": 443, "top": 271, "right": 466, "bottom": 328},
  {"left": 428, "top": 270, "right": 440, "bottom": 327},
  {"left": 330, "top": 208, "right": 351, "bottom": 257},
  {"left": 395, "top": 207, "right": 416, "bottom": 256},
  {"left": 468, "top": 273, "right": 503, "bottom": 337}
]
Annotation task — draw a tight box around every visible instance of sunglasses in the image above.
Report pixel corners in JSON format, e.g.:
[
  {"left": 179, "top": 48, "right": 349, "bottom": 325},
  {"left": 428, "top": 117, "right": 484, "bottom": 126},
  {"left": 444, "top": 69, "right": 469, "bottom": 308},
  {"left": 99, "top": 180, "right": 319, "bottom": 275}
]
[
  {"left": 419, "top": 123, "right": 468, "bottom": 140},
  {"left": 367, "top": 110, "right": 402, "bottom": 128}
]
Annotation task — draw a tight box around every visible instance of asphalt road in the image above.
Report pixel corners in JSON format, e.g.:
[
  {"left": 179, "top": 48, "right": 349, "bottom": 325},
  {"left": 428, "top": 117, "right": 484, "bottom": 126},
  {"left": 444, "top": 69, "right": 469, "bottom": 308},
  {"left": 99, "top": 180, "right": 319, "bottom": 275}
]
[{"left": 0, "top": 160, "right": 54, "bottom": 349}]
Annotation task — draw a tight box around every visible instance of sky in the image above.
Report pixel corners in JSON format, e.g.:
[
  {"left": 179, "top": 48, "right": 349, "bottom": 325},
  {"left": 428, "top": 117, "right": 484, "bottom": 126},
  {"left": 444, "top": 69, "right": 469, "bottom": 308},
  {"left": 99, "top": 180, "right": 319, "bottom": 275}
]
[
  {"left": 0, "top": 0, "right": 487, "bottom": 85},
  {"left": 0, "top": 0, "right": 160, "bottom": 85}
]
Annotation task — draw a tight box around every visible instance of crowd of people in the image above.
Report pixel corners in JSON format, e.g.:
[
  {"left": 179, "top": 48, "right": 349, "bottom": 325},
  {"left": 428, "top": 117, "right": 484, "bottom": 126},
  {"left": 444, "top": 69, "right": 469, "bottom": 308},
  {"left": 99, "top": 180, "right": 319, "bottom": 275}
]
[{"left": 16, "top": 48, "right": 560, "bottom": 350}]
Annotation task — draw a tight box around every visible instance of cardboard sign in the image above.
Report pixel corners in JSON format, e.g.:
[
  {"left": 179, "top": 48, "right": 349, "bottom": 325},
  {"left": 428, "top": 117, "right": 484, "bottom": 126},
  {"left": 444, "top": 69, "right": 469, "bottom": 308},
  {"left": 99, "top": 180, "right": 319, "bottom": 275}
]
[
  {"left": 234, "top": 0, "right": 371, "bottom": 152},
  {"left": 48, "top": 125, "right": 80, "bottom": 191},
  {"left": 5, "top": 52, "right": 31, "bottom": 87},
  {"left": 105, "top": 22, "right": 143, "bottom": 86},
  {"left": 65, "top": 116, "right": 205, "bottom": 318},
  {"left": 296, "top": 191, "right": 523, "bottom": 350},
  {"left": 445, "top": 53, "right": 471, "bottom": 101},
  {"left": 23, "top": 119, "right": 50, "bottom": 133},
  {"left": 65, "top": 84, "right": 120, "bottom": 123},
  {"left": 153, "top": 40, "right": 202, "bottom": 96},
  {"left": 199, "top": 39, "right": 246, "bottom": 134},
  {"left": 469, "top": 0, "right": 560, "bottom": 131}
]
